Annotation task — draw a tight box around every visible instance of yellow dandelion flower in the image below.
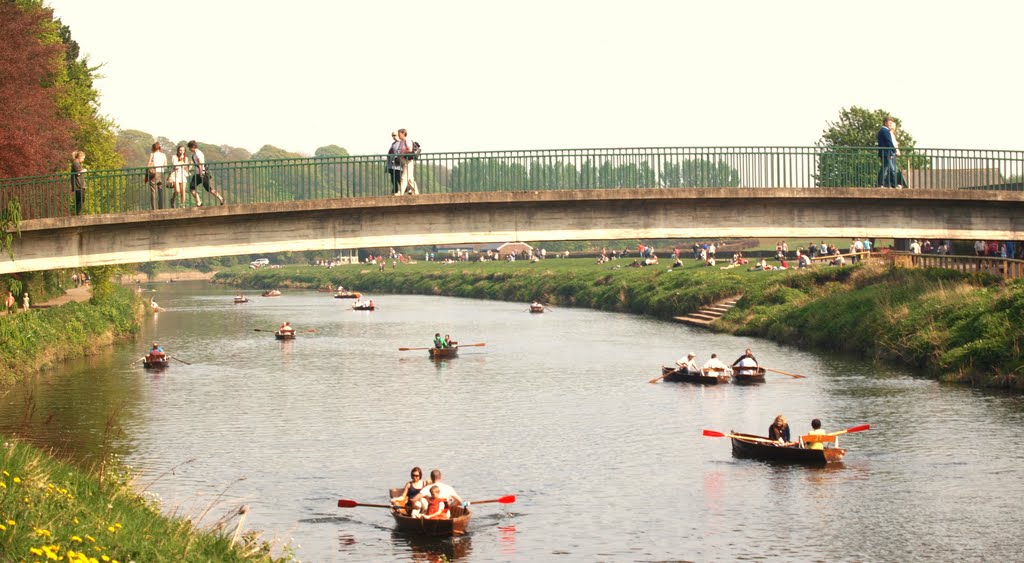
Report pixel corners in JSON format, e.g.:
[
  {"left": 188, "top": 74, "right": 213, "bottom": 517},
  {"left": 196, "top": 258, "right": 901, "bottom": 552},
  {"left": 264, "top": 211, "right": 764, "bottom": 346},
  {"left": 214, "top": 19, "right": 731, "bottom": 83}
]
[
  {"left": 85, "top": 534, "right": 96, "bottom": 542},
  {"left": 31, "top": 547, "right": 44, "bottom": 555},
  {"left": 0, "top": 481, "right": 6, "bottom": 488},
  {"left": 101, "top": 556, "right": 110, "bottom": 562},
  {"left": 71, "top": 535, "right": 83, "bottom": 542},
  {"left": 74, "top": 517, "right": 79, "bottom": 524},
  {"left": 114, "top": 523, "right": 122, "bottom": 529},
  {"left": 12, "top": 476, "right": 20, "bottom": 483},
  {"left": 0, "top": 524, "right": 5, "bottom": 531},
  {"left": 6, "top": 519, "right": 14, "bottom": 525},
  {"left": 107, "top": 525, "right": 115, "bottom": 532},
  {"left": 3, "top": 470, "right": 10, "bottom": 476},
  {"left": 34, "top": 527, "right": 53, "bottom": 537}
]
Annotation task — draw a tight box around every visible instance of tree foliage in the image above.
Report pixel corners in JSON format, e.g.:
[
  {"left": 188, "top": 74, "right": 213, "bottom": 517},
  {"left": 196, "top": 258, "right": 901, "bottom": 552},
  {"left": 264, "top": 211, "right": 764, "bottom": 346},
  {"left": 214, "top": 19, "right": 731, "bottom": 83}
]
[
  {"left": 816, "top": 106, "right": 927, "bottom": 187},
  {"left": 0, "top": 1, "right": 73, "bottom": 177},
  {"left": 315, "top": 145, "right": 349, "bottom": 158}
]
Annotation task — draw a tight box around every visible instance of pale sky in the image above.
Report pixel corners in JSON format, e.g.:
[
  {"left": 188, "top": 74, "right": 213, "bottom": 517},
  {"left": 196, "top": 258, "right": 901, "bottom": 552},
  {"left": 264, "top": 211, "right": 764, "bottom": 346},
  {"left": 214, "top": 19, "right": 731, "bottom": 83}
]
[{"left": 46, "top": 0, "right": 1023, "bottom": 158}]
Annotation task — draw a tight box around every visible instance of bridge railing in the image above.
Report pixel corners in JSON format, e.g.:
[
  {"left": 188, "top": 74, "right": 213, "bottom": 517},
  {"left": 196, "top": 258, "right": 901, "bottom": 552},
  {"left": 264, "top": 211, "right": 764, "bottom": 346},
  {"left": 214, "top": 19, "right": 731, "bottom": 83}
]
[{"left": 2, "top": 146, "right": 1022, "bottom": 220}]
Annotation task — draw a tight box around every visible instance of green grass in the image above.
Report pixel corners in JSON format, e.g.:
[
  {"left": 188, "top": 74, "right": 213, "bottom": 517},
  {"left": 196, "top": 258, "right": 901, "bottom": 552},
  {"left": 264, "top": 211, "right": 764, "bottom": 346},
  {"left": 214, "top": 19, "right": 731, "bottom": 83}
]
[
  {"left": 0, "top": 437, "right": 282, "bottom": 562},
  {"left": 217, "top": 257, "right": 1024, "bottom": 389}
]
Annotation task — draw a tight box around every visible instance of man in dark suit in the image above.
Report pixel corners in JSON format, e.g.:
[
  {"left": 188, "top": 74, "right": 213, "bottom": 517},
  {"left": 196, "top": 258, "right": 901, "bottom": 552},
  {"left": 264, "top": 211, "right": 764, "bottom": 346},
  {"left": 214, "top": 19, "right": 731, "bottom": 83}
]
[{"left": 876, "top": 117, "right": 899, "bottom": 188}]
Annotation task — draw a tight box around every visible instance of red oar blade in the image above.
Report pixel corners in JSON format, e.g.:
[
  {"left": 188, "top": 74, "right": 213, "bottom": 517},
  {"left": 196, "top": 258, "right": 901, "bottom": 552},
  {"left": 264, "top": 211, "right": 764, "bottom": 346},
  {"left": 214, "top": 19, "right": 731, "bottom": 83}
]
[
  {"left": 497, "top": 495, "right": 516, "bottom": 504},
  {"left": 338, "top": 499, "right": 359, "bottom": 508},
  {"left": 846, "top": 424, "right": 871, "bottom": 434},
  {"left": 702, "top": 429, "right": 726, "bottom": 438}
]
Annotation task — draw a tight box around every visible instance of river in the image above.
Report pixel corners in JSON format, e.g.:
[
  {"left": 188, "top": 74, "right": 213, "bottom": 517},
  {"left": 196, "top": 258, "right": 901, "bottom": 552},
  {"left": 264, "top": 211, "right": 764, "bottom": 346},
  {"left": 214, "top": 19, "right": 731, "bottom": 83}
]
[{"left": 1, "top": 281, "right": 1023, "bottom": 561}]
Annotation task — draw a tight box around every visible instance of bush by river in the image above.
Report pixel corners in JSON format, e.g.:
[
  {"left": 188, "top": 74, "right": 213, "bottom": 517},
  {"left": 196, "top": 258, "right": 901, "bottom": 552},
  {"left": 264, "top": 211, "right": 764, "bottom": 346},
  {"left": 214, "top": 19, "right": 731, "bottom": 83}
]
[{"left": 215, "top": 257, "right": 1024, "bottom": 389}]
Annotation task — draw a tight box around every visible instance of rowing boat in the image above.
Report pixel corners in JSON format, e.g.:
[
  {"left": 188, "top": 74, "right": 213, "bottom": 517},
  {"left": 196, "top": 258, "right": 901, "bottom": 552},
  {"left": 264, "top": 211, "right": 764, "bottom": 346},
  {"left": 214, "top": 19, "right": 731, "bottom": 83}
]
[
  {"left": 731, "top": 367, "right": 766, "bottom": 385},
  {"left": 661, "top": 366, "right": 729, "bottom": 385},
  {"left": 352, "top": 304, "right": 376, "bottom": 311},
  {"left": 334, "top": 291, "right": 361, "bottom": 299},
  {"left": 233, "top": 296, "right": 249, "bottom": 304},
  {"left": 261, "top": 290, "right": 281, "bottom": 297},
  {"left": 429, "top": 346, "right": 458, "bottom": 359},
  {"left": 729, "top": 432, "right": 846, "bottom": 464},
  {"left": 529, "top": 304, "right": 544, "bottom": 313},
  {"left": 143, "top": 353, "right": 170, "bottom": 369},
  {"left": 388, "top": 488, "right": 470, "bottom": 536},
  {"left": 275, "top": 330, "right": 296, "bottom": 340}
]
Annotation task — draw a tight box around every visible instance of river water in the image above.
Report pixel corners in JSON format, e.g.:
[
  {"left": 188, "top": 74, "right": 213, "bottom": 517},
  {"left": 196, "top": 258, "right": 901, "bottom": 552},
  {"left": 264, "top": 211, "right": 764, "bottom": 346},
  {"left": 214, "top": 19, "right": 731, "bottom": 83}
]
[{"left": 1, "top": 281, "right": 1023, "bottom": 562}]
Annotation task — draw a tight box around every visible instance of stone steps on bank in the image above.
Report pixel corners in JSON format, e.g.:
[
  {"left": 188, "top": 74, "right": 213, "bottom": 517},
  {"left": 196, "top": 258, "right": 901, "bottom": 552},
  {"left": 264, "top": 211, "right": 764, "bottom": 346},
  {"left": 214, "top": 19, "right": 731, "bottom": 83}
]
[{"left": 673, "top": 296, "right": 741, "bottom": 328}]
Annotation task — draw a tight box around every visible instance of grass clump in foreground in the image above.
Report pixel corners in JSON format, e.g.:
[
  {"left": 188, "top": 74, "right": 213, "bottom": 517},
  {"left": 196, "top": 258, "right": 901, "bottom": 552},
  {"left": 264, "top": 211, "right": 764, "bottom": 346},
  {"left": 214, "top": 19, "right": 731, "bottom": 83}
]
[
  {"left": 0, "top": 436, "right": 283, "bottom": 562},
  {"left": 216, "top": 257, "right": 1024, "bottom": 389}
]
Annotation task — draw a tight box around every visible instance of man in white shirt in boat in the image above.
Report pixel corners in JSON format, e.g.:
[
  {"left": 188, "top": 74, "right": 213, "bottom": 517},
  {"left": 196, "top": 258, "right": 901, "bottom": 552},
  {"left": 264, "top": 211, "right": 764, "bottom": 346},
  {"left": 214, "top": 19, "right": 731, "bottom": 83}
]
[
  {"left": 411, "top": 469, "right": 464, "bottom": 509},
  {"left": 675, "top": 352, "right": 699, "bottom": 375},
  {"left": 702, "top": 353, "right": 729, "bottom": 375},
  {"left": 732, "top": 348, "right": 759, "bottom": 376},
  {"left": 278, "top": 321, "right": 295, "bottom": 336}
]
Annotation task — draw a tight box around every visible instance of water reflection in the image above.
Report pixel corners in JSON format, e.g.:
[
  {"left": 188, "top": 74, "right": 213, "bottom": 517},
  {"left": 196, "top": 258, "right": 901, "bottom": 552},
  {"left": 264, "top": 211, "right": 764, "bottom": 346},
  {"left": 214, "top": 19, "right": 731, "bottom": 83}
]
[{"left": 391, "top": 531, "right": 472, "bottom": 561}]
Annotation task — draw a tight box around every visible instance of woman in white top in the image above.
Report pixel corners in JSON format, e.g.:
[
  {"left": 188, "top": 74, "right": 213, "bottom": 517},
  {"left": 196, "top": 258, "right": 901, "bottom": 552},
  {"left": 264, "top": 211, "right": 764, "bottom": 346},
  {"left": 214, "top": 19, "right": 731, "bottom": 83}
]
[{"left": 168, "top": 145, "right": 190, "bottom": 208}]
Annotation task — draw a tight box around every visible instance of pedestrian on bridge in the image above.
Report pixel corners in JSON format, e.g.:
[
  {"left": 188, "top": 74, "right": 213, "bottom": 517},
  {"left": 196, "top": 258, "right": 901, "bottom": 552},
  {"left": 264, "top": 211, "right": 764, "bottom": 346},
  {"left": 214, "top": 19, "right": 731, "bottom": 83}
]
[
  {"left": 397, "top": 129, "right": 419, "bottom": 195},
  {"left": 387, "top": 132, "right": 403, "bottom": 195},
  {"left": 70, "top": 150, "right": 87, "bottom": 215},
  {"left": 147, "top": 142, "right": 168, "bottom": 209},
  {"left": 876, "top": 117, "right": 901, "bottom": 188},
  {"left": 187, "top": 140, "right": 225, "bottom": 206}
]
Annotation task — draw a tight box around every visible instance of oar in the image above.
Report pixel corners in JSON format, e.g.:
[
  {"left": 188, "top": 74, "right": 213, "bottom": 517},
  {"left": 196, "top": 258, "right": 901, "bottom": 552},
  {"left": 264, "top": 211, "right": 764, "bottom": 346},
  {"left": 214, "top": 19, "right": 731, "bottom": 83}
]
[
  {"left": 762, "top": 367, "right": 807, "bottom": 379},
  {"left": 254, "top": 328, "right": 316, "bottom": 333},
  {"left": 648, "top": 367, "right": 678, "bottom": 384},
  {"left": 129, "top": 356, "right": 146, "bottom": 367},
  {"left": 337, "top": 499, "right": 394, "bottom": 509},
  {"left": 702, "top": 429, "right": 779, "bottom": 445},
  {"left": 828, "top": 424, "right": 871, "bottom": 436},
  {"left": 458, "top": 343, "right": 486, "bottom": 348},
  {"left": 170, "top": 356, "right": 192, "bottom": 365},
  {"left": 399, "top": 346, "right": 433, "bottom": 351},
  {"left": 467, "top": 495, "right": 516, "bottom": 505},
  {"left": 544, "top": 306, "right": 554, "bottom": 312}
]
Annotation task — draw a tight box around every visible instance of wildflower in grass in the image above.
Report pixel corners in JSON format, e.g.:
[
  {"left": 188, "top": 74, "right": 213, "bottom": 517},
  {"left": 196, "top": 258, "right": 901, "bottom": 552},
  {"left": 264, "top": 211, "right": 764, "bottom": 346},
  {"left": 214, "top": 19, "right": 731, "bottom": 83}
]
[
  {"left": 42, "top": 544, "right": 61, "bottom": 559},
  {"left": 6, "top": 519, "right": 14, "bottom": 525},
  {"left": 30, "top": 546, "right": 44, "bottom": 556},
  {"left": 3, "top": 470, "right": 9, "bottom": 476},
  {"left": 0, "top": 523, "right": 6, "bottom": 531},
  {"left": 34, "top": 526, "right": 53, "bottom": 537},
  {"left": 85, "top": 534, "right": 96, "bottom": 542},
  {"left": 0, "top": 481, "right": 6, "bottom": 488},
  {"left": 71, "top": 535, "right": 83, "bottom": 542},
  {"left": 73, "top": 516, "right": 79, "bottom": 524},
  {"left": 12, "top": 476, "right": 20, "bottom": 483}
]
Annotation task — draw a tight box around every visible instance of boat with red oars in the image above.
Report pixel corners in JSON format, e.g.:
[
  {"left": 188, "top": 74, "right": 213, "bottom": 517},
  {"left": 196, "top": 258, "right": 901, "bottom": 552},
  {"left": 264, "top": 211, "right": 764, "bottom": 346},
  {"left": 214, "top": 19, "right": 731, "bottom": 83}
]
[
  {"left": 336, "top": 492, "right": 515, "bottom": 537},
  {"left": 399, "top": 341, "right": 486, "bottom": 359},
  {"left": 703, "top": 425, "right": 870, "bottom": 465}
]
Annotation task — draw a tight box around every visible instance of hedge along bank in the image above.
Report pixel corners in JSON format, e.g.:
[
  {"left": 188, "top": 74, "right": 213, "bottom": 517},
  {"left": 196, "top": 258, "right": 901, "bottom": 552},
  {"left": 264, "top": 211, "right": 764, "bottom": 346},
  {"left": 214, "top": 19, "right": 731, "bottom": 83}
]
[{"left": 214, "top": 258, "right": 1024, "bottom": 390}]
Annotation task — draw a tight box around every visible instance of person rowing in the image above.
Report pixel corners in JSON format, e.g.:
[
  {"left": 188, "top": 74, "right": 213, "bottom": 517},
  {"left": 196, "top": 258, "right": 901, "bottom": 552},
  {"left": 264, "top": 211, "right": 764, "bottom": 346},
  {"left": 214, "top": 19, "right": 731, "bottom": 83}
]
[
  {"left": 768, "top": 414, "right": 792, "bottom": 445},
  {"left": 433, "top": 333, "right": 446, "bottom": 349},
  {"left": 675, "top": 352, "right": 699, "bottom": 375},
  {"left": 410, "top": 469, "right": 465, "bottom": 510},
  {"left": 732, "top": 348, "right": 759, "bottom": 376},
  {"left": 278, "top": 321, "right": 295, "bottom": 336}
]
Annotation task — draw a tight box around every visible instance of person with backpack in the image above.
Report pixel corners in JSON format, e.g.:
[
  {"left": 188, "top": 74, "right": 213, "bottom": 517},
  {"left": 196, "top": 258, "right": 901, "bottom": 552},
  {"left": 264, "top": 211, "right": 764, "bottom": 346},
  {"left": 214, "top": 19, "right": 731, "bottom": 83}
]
[{"left": 397, "top": 128, "right": 419, "bottom": 195}]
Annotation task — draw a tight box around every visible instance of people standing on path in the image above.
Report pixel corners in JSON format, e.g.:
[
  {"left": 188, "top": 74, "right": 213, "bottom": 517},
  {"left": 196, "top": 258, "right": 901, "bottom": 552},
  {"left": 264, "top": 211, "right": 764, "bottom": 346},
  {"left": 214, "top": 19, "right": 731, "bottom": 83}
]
[
  {"left": 876, "top": 117, "right": 900, "bottom": 188},
  {"left": 187, "top": 140, "right": 225, "bottom": 206},
  {"left": 168, "top": 145, "right": 190, "bottom": 208},
  {"left": 387, "top": 132, "right": 403, "bottom": 195},
  {"left": 4, "top": 290, "right": 15, "bottom": 314},
  {"left": 70, "top": 150, "right": 87, "bottom": 215},
  {"left": 147, "top": 142, "right": 168, "bottom": 209},
  {"left": 21, "top": 292, "right": 30, "bottom": 311},
  {"left": 397, "top": 129, "right": 419, "bottom": 195}
]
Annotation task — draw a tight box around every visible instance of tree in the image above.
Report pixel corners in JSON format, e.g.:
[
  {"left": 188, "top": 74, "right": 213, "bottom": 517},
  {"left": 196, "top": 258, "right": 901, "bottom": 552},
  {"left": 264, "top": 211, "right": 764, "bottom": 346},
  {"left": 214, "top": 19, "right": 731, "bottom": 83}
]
[
  {"left": 115, "top": 129, "right": 155, "bottom": 168},
  {"left": 816, "top": 106, "right": 927, "bottom": 187},
  {"left": 0, "top": 1, "right": 73, "bottom": 177},
  {"left": 314, "top": 145, "right": 349, "bottom": 158}
]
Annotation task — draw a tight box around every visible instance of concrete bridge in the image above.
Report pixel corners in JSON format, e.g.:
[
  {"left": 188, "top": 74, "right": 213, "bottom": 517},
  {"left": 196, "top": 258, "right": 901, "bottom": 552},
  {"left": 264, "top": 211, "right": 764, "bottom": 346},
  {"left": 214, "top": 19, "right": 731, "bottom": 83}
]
[{"left": 4, "top": 187, "right": 1023, "bottom": 274}]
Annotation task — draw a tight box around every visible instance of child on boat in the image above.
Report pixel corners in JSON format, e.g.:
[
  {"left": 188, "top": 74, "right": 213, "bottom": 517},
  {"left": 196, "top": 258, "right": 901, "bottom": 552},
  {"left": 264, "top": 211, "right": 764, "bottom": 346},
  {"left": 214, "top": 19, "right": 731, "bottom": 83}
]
[{"left": 421, "top": 486, "right": 450, "bottom": 519}]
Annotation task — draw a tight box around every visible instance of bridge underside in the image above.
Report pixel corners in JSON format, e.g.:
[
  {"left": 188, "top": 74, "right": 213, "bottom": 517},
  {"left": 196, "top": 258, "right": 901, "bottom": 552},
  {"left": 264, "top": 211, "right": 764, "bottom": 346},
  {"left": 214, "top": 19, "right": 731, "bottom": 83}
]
[{"left": 3, "top": 188, "right": 1024, "bottom": 274}]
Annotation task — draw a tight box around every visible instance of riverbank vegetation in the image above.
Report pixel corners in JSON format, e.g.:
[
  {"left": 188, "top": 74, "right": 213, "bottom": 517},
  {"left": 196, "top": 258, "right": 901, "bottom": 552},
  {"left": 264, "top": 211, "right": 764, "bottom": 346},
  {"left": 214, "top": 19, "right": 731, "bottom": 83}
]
[
  {"left": 0, "top": 437, "right": 281, "bottom": 561},
  {"left": 215, "top": 258, "right": 1024, "bottom": 389},
  {"left": 0, "top": 273, "right": 139, "bottom": 385}
]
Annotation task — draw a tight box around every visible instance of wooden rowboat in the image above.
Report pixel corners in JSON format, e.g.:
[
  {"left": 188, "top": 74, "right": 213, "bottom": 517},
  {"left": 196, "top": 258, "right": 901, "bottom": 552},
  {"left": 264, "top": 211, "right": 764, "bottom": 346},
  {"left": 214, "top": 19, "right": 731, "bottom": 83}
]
[
  {"left": 429, "top": 346, "right": 458, "bottom": 359},
  {"left": 143, "top": 353, "right": 170, "bottom": 369},
  {"left": 352, "top": 304, "right": 376, "bottom": 311},
  {"left": 275, "top": 331, "right": 296, "bottom": 340},
  {"left": 661, "top": 366, "right": 729, "bottom": 385},
  {"left": 730, "top": 432, "right": 846, "bottom": 464},
  {"left": 261, "top": 290, "right": 281, "bottom": 297},
  {"left": 388, "top": 488, "right": 470, "bottom": 536},
  {"left": 731, "top": 367, "right": 766, "bottom": 385},
  {"left": 529, "top": 304, "right": 544, "bottom": 313},
  {"left": 233, "top": 296, "right": 249, "bottom": 304},
  {"left": 334, "top": 291, "right": 361, "bottom": 299}
]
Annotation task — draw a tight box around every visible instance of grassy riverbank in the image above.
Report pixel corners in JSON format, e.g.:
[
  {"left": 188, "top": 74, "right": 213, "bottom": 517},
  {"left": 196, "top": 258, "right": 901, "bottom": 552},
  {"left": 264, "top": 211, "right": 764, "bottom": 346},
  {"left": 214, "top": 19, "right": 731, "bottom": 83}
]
[
  {"left": 0, "top": 284, "right": 142, "bottom": 385},
  {"left": 0, "top": 437, "right": 280, "bottom": 561},
  {"left": 215, "top": 258, "right": 1024, "bottom": 389}
]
